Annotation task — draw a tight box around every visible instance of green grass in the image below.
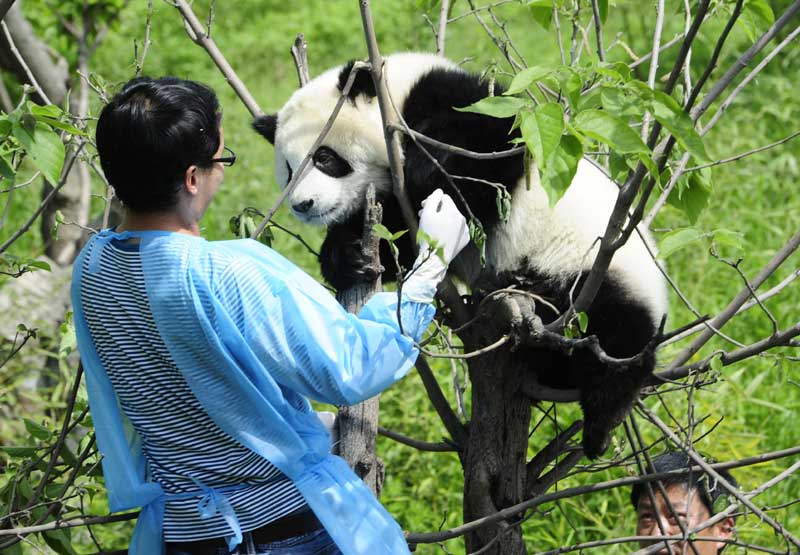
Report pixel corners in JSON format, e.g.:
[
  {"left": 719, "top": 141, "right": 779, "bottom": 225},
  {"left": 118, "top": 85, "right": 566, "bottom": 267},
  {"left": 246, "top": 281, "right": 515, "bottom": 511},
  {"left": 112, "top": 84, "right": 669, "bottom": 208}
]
[{"left": 2, "top": 1, "right": 799, "bottom": 553}]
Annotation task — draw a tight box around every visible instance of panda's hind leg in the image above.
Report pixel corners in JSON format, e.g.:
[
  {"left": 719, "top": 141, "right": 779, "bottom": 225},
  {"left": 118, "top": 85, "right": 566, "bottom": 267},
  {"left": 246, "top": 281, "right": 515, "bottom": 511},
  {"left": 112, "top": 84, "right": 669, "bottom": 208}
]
[{"left": 576, "top": 274, "right": 660, "bottom": 458}]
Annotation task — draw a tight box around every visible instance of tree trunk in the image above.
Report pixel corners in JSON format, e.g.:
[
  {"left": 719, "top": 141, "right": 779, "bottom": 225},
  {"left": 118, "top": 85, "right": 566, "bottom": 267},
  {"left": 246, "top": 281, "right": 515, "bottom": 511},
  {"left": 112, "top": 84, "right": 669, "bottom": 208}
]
[
  {"left": 335, "top": 186, "right": 385, "bottom": 496},
  {"left": 0, "top": 1, "right": 92, "bottom": 267},
  {"left": 461, "top": 299, "right": 532, "bottom": 554}
]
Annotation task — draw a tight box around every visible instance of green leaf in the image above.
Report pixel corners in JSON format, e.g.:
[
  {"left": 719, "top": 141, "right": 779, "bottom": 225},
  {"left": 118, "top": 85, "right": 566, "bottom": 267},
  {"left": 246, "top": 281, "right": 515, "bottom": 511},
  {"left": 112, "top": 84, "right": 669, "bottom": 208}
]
[
  {"left": 573, "top": 109, "right": 648, "bottom": 154},
  {"left": 0, "top": 117, "right": 11, "bottom": 137},
  {"left": 667, "top": 167, "right": 712, "bottom": 224},
  {"left": 390, "top": 229, "right": 408, "bottom": 242},
  {"left": 651, "top": 90, "right": 709, "bottom": 163},
  {"left": 496, "top": 187, "right": 511, "bottom": 222},
  {"left": 37, "top": 117, "right": 88, "bottom": 136},
  {"left": 43, "top": 527, "right": 78, "bottom": 555},
  {"left": 658, "top": 227, "right": 705, "bottom": 259},
  {"left": 596, "top": 0, "right": 608, "bottom": 22},
  {"left": 2, "top": 542, "right": 23, "bottom": 555},
  {"left": 711, "top": 229, "right": 744, "bottom": 252},
  {"left": 520, "top": 102, "right": 564, "bottom": 171},
  {"left": 541, "top": 134, "right": 582, "bottom": 205},
  {"left": 710, "top": 355, "right": 723, "bottom": 373},
  {"left": 601, "top": 87, "right": 645, "bottom": 118},
  {"left": 0, "top": 446, "right": 38, "bottom": 457},
  {"left": 576, "top": 311, "right": 589, "bottom": 333},
  {"left": 455, "top": 96, "right": 525, "bottom": 118},
  {"left": 0, "top": 155, "right": 15, "bottom": 182},
  {"left": 27, "top": 259, "right": 51, "bottom": 272},
  {"left": 528, "top": 0, "right": 553, "bottom": 29},
  {"left": 505, "top": 66, "right": 553, "bottom": 96},
  {"left": 469, "top": 218, "right": 487, "bottom": 266},
  {"left": 28, "top": 103, "right": 63, "bottom": 119},
  {"left": 12, "top": 121, "right": 65, "bottom": 184},
  {"left": 737, "top": 0, "right": 775, "bottom": 43},
  {"left": 372, "top": 223, "right": 393, "bottom": 242},
  {"left": 24, "top": 418, "right": 52, "bottom": 441}
]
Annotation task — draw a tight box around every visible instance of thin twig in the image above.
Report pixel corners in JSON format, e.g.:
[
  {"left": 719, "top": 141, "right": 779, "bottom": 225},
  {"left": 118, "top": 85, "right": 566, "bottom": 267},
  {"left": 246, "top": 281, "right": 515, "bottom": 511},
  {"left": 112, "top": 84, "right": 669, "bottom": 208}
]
[
  {"left": 377, "top": 426, "right": 456, "bottom": 452},
  {"left": 172, "top": 0, "right": 262, "bottom": 116},
  {"left": 0, "top": 140, "right": 86, "bottom": 254},
  {"left": 406, "top": 445, "right": 800, "bottom": 545},
  {"left": 0, "top": 20, "right": 53, "bottom": 105},
  {"left": 436, "top": 0, "right": 450, "bottom": 55},
  {"left": 641, "top": 0, "right": 664, "bottom": 140},
  {"left": 590, "top": 0, "right": 605, "bottom": 62},
  {"left": 638, "top": 403, "right": 800, "bottom": 548}
]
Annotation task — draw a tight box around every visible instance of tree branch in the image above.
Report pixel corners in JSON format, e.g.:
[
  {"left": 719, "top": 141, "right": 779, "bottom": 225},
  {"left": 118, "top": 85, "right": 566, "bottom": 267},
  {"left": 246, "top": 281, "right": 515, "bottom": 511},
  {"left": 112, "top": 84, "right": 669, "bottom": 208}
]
[{"left": 172, "top": 0, "right": 262, "bottom": 117}]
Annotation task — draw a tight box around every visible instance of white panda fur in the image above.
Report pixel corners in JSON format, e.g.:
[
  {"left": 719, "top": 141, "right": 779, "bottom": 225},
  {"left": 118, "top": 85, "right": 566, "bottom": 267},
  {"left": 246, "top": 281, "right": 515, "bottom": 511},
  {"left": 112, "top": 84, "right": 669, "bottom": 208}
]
[{"left": 254, "top": 53, "right": 668, "bottom": 458}]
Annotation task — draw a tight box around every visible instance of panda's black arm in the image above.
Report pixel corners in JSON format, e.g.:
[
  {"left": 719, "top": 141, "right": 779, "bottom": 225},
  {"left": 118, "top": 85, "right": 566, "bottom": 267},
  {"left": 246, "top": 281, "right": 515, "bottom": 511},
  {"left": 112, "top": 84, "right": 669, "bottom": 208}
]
[{"left": 401, "top": 111, "right": 524, "bottom": 229}]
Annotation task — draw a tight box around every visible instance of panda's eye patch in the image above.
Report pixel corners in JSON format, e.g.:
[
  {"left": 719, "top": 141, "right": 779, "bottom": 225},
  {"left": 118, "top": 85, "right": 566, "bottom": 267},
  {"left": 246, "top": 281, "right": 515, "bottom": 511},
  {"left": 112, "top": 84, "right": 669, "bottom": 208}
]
[
  {"left": 286, "top": 161, "right": 293, "bottom": 183},
  {"left": 313, "top": 146, "right": 352, "bottom": 178}
]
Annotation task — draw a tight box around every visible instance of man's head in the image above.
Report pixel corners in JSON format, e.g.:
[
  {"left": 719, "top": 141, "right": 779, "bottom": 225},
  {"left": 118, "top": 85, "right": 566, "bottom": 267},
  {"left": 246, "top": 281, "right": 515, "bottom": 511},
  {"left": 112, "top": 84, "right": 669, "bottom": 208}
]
[
  {"left": 96, "top": 77, "right": 222, "bottom": 213},
  {"left": 631, "top": 451, "right": 737, "bottom": 555}
]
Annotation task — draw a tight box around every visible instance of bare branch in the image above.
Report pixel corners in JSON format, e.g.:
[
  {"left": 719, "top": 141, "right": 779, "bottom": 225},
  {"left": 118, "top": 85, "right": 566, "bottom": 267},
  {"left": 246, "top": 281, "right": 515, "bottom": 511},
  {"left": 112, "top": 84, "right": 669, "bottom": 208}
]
[
  {"left": 0, "top": 0, "right": 16, "bottom": 22},
  {"left": 0, "top": 19, "right": 52, "bottom": 105},
  {"left": 172, "top": 0, "right": 262, "bottom": 117},
  {"left": 663, "top": 267, "right": 800, "bottom": 346},
  {"left": 406, "top": 445, "right": 800, "bottom": 545},
  {"left": 590, "top": 0, "right": 605, "bottom": 62},
  {"left": 248, "top": 61, "right": 368, "bottom": 240},
  {"left": 290, "top": 34, "right": 310, "bottom": 87},
  {"left": 640, "top": 0, "right": 664, "bottom": 140},
  {"left": 436, "top": 0, "right": 450, "bottom": 55},
  {"left": 0, "top": 139, "right": 87, "bottom": 254},
  {"left": 134, "top": 0, "right": 153, "bottom": 77},
  {"left": 666, "top": 228, "right": 800, "bottom": 371},
  {"left": 698, "top": 21, "right": 800, "bottom": 130},
  {"left": 377, "top": 426, "right": 457, "bottom": 452},
  {"left": 637, "top": 403, "right": 800, "bottom": 548},
  {"left": 415, "top": 356, "right": 468, "bottom": 449}
]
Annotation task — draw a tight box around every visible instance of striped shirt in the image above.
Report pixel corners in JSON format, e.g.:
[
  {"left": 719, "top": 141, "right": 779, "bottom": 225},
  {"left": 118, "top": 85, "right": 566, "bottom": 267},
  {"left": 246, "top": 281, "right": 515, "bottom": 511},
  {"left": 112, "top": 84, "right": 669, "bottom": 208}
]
[{"left": 79, "top": 238, "right": 307, "bottom": 541}]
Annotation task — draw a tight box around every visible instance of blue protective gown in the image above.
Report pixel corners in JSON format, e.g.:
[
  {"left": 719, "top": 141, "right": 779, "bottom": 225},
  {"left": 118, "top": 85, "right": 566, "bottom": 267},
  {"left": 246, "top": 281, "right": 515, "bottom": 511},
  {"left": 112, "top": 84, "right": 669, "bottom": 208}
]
[{"left": 71, "top": 228, "right": 435, "bottom": 555}]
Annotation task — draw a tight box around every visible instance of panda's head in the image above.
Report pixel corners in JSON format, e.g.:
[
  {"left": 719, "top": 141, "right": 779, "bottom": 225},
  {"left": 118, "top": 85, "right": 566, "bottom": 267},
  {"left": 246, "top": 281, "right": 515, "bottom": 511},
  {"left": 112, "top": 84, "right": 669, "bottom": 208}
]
[
  {"left": 253, "top": 53, "right": 458, "bottom": 225},
  {"left": 253, "top": 62, "right": 389, "bottom": 225}
]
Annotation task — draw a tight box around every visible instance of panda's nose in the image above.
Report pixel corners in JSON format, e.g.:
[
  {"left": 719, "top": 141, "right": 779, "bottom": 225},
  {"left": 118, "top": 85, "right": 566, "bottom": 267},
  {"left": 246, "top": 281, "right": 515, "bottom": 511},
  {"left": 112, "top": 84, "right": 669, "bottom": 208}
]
[{"left": 293, "top": 199, "right": 314, "bottom": 213}]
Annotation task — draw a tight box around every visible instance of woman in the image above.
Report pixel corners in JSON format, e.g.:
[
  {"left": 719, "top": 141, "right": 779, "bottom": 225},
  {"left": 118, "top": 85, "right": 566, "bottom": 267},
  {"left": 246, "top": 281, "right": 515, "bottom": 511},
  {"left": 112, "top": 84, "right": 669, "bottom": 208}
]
[{"left": 71, "top": 76, "right": 469, "bottom": 555}]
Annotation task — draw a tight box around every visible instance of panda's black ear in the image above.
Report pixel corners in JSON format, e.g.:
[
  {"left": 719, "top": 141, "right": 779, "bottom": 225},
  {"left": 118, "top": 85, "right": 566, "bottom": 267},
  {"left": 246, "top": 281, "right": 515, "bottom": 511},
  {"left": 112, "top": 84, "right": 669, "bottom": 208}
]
[
  {"left": 252, "top": 114, "right": 277, "bottom": 144},
  {"left": 337, "top": 60, "right": 376, "bottom": 102}
]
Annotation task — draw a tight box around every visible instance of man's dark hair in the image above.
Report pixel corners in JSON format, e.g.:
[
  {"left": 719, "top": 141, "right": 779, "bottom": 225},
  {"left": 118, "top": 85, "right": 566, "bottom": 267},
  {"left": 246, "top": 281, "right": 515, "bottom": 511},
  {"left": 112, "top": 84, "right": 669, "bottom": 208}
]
[
  {"left": 96, "top": 76, "right": 221, "bottom": 212},
  {"left": 630, "top": 451, "right": 738, "bottom": 517}
]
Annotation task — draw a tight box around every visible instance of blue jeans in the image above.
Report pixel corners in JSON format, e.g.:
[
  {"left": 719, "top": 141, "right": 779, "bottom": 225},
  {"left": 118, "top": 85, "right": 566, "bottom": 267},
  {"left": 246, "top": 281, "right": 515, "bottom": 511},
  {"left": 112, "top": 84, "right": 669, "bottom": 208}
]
[{"left": 166, "top": 528, "right": 342, "bottom": 555}]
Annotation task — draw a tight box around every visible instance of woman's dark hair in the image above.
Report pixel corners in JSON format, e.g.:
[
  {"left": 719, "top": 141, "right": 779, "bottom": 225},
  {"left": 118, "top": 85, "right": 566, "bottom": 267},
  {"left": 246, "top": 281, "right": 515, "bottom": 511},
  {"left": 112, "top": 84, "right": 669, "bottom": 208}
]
[
  {"left": 630, "top": 451, "right": 739, "bottom": 517},
  {"left": 96, "top": 76, "right": 221, "bottom": 212}
]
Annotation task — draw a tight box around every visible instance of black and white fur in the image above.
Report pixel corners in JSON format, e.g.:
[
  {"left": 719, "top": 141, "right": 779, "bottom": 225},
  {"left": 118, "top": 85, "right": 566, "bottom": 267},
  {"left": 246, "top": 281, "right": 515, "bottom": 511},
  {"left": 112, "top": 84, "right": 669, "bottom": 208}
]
[{"left": 253, "top": 53, "right": 668, "bottom": 458}]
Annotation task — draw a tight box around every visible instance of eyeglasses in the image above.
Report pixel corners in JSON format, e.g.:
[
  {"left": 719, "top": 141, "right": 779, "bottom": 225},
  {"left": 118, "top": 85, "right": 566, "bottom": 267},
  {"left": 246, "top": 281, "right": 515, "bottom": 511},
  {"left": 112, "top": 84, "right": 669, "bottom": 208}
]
[{"left": 210, "top": 146, "right": 236, "bottom": 167}]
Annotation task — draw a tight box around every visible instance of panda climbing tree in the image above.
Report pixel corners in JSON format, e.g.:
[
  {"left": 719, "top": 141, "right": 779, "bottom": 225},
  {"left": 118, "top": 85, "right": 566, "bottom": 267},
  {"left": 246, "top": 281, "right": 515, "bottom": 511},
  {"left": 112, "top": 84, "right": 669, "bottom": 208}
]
[{"left": 174, "top": 1, "right": 800, "bottom": 555}]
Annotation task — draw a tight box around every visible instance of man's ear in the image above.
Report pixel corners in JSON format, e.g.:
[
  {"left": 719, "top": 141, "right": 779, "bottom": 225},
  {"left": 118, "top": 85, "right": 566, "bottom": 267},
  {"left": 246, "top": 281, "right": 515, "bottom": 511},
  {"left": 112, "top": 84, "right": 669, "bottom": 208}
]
[
  {"left": 183, "top": 165, "right": 200, "bottom": 195},
  {"left": 252, "top": 114, "right": 277, "bottom": 144},
  {"left": 715, "top": 516, "right": 735, "bottom": 552}
]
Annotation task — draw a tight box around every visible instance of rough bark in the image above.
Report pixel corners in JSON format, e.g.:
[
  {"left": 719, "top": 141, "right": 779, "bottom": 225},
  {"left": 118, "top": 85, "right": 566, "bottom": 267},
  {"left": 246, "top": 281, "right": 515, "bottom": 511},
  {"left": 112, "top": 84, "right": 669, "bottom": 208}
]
[
  {"left": 461, "top": 295, "right": 535, "bottom": 554},
  {"left": 0, "top": 1, "right": 92, "bottom": 267},
  {"left": 335, "top": 186, "right": 385, "bottom": 496}
]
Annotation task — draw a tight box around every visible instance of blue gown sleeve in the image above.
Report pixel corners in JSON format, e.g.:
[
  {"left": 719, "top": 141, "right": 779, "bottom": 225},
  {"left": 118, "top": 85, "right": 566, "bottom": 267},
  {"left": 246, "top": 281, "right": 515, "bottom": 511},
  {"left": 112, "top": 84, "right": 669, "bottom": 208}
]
[{"left": 214, "top": 251, "right": 435, "bottom": 407}]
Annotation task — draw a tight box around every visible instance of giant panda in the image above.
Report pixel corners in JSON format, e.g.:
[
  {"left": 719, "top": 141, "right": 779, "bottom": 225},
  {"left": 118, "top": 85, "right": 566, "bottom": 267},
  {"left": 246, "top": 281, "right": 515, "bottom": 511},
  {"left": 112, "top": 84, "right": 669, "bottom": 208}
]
[{"left": 252, "top": 52, "right": 668, "bottom": 459}]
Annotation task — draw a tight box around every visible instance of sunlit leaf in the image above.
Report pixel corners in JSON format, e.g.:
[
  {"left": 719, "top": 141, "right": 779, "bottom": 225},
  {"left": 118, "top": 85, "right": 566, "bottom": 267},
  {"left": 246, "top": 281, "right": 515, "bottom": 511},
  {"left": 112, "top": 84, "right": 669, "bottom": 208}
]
[
  {"left": 542, "top": 134, "right": 582, "bottom": 206},
  {"left": 658, "top": 227, "right": 705, "bottom": 259},
  {"left": 520, "top": 102, "right": 564, "bottom": 171},
  {"left": 505, "top": 66, "right": 553, "bottom": 96},
  {"left": 652, "top": 91, "right": 709, "bottom": 163},
  {"left": 573, "top": 109, "right": 648, "bottom": 154},
  {"left": 455, "top": 96, "right": 525, "bottom": 118}
]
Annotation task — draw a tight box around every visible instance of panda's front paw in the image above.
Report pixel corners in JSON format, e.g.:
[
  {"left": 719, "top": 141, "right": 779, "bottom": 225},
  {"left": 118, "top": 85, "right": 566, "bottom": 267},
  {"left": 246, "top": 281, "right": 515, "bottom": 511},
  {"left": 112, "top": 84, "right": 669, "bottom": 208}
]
[{"left": 320, "top": 231, "right": 383, "bottom": 291}]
